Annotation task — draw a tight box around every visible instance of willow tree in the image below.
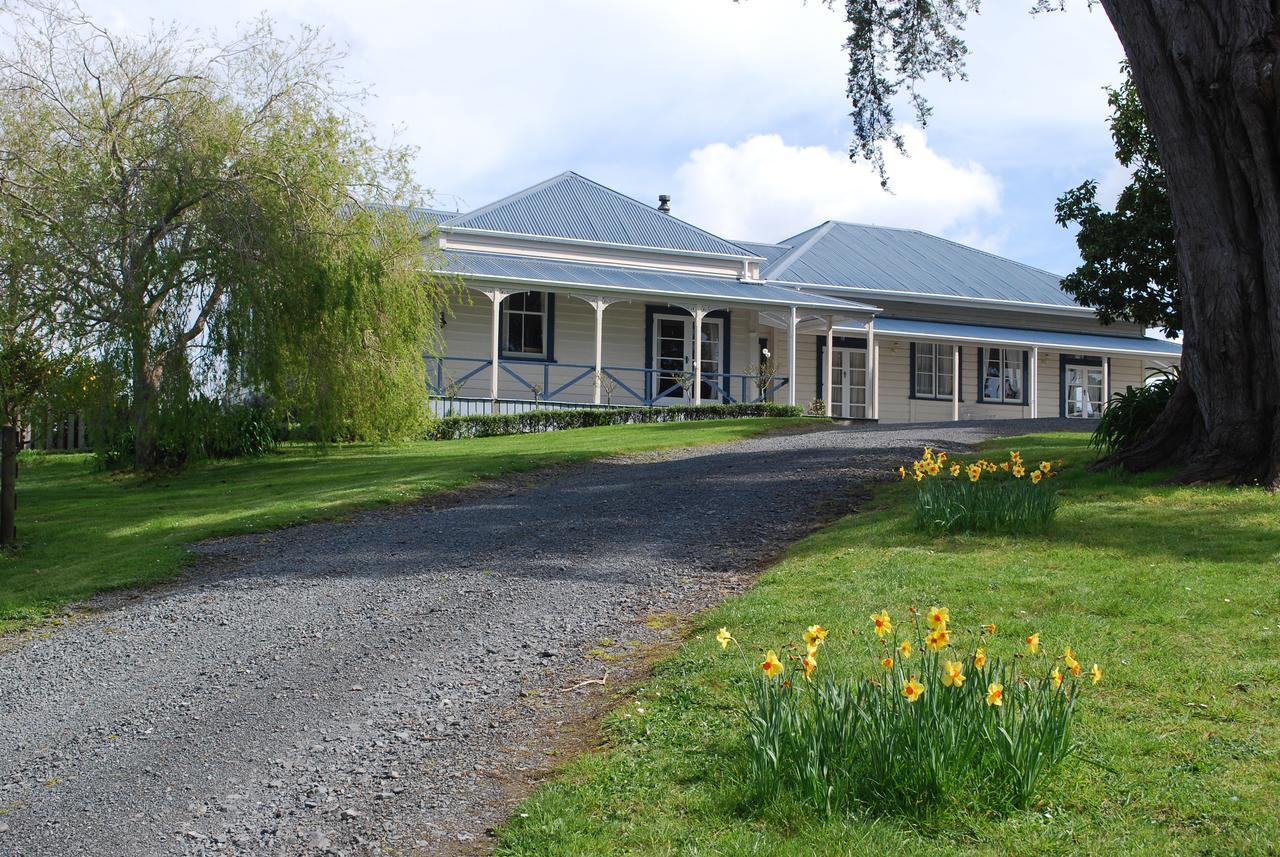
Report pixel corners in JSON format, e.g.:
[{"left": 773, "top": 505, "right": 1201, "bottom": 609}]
[
  {"left": 831, "top": 1, "right": 1280, "bottom": 486},
  {"left": 0, "top": 1, "right": 449, "bottom": 468}
]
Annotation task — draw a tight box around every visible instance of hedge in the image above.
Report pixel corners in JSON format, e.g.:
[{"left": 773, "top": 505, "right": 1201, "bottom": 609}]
[{"left": 424, "top": 403, "right": 804, "bottom": 441}]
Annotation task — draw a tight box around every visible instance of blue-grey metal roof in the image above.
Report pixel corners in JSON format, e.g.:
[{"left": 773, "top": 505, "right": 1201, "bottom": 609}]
[
  {"left": 409, "top": 207, "right": 465, "bottom": 224},
  {"left": 444, "top": 172, "right": 760, "bottom": 258},
  {"left": 363, "top": 203, "right": 462, "bottom": 231},
  {"left": 437, "top": 249, "right": 876, "bottom": 312},
  {"left": 766, "top": 221, "right": 1082, "bottom": 308},
  {"left": 733, "top": 240, "right": 793, "bottom": 266},
  {"left": 837, "top": 317, "right": 1182, "bottom": 357}
]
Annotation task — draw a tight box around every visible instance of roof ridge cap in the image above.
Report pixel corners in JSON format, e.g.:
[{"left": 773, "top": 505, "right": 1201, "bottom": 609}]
[{"left": 765, "top": 221, "right": 836, "bottom": 280}]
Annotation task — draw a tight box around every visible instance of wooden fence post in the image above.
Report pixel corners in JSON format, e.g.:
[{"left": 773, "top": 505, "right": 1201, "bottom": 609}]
[{"left": 1, "top": 424, "right": 17, "bottom": 546}]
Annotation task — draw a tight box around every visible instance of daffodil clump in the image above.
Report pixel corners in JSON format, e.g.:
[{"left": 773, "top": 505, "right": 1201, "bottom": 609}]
[
  {"left": 900, "top": 448, "right": 1064, "bottom": 534},
  {"left": 724, "top": 607, "right": 1101, "bottom": 816}
]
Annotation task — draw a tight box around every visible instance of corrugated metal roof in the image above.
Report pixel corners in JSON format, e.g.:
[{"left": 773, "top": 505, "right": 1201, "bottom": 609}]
[
  {"left": 409, "top": 207, "right": 465, "bottom": 224},
  {"left": 838, "top": 317, "right": 1182, "bottom": 357},
  {"left": 733, "top": 240, "right": 793, "bottom": 266},
  {"left": 766, "top": 221, "right": 1082, "bottom": 308},
  {"left": 436, "top": 249, "right": 875, "bottom": 312},
  {"left": 444, "top": 172, "right": 760, "bottom": 258}
]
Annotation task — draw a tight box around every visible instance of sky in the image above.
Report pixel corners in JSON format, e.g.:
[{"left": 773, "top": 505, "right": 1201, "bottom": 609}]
[{"left": 82, "top": 0, "right": 1130, "bottom": 277}]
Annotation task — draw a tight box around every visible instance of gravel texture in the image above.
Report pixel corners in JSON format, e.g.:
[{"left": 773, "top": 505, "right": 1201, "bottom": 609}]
[{"left": 0, "top": 419, "right": 1073, "bottom": 856}]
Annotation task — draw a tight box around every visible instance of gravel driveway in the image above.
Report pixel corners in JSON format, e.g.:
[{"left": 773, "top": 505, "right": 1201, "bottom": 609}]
[{"left": 0, "top": 420, "right": 1071, "bottom": 856}]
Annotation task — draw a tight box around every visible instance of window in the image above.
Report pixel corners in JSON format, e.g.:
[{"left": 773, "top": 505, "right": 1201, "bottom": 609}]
[
  {"left": 912, "top": 343, "right": 954, "bottom": 399},
  {"left": 981, "top": 347, "right": 1025, "bottom": 404},
  {"left": 501, "top": 291, "right": 549, "bottom": 359}
]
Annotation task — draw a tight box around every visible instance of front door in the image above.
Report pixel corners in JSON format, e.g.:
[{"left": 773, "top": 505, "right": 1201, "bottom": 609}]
[
  {"left": 830, "top": 347, "right": 868, "bottom": 418},
  {"left": 1064, "top": 362, "right": 1104, "bottom": 418},
  {"left": 651, "top": 314, "right": 724, "bottom": 403}
]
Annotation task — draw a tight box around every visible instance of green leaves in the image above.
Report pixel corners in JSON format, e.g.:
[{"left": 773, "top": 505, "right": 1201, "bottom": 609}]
[
  {"left": 743, "top": 647, "right": 1082, "bottom": 817},
  {"left": 1089, "top": 368, "right": 1178, "bottom": 457},
  {"left": 1055, "top": 67, "right": 1180, "bottom": 338},
  {"left": 424, "top": 404, "right": 805, "bottom": 441},
  {"left": 913, "top": 478, "right": 1060, "bottom": 534}
]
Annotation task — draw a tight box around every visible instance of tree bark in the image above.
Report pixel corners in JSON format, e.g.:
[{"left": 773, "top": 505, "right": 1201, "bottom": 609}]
[
  {"left": 1100, "top": 1, "right": 1280, "bottom": 487},
  {"left": 1, "top": 424, "right": 16, "bottom": 546},
  {"left": 131, "top": 333, "right": 162, "bottom": 471}
]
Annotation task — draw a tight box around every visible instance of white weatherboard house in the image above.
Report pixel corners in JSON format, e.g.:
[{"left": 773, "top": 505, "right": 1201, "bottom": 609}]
[{"left": 423, "top": 172, "right": 1182, "bottom": 422}]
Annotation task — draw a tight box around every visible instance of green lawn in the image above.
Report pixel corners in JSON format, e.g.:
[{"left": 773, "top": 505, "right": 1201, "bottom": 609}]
[
  {"left": 497, "top": 432, "right": 1280, "bottom": 856},
  {"left": 0, "top": 417, "right": 802, "bottom": 629}
]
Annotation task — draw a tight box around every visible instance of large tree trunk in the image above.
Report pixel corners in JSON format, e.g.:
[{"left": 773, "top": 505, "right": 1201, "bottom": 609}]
[
  {"left": 1101, "top": 1, "right": 1280, "bottom": 487},
  {"left": 131, "top": 334, "right": 162, "bottom": 471}
]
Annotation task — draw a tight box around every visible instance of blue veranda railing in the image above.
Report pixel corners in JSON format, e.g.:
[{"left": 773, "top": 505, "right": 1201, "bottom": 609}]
[{"left": 426, "top": 356, "right": 788, "bottom": 408}]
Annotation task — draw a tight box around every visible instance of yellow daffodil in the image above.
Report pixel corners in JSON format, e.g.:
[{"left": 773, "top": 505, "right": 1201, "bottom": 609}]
[
  {"left": 928, "top": 606, "right": 950, "bottom": 629},
  {"left": 1063, "top": 646, "right": 1081, "bottom": 676},
  {"left": 1000, "top": 461, "right": 1010, "bottom": 471},
  {"left": 923, "top": 447, "right": 934, "bottom": 461},
  {"left": 898, "top": 640, "right": 913, "bottom": 659},
  {"left": 986, "top": 682, "right": 1004, "bottom": 706},
  {"left": 802, "top": 649, "right": 818, "bottom": 681},
  {"left": 898, "top": 466, "right": 907, "bottom": 479},
  {"left": 803, "top": 624, "right": 828, "bottom": 648},
  {"left": 950, "top": 463, "right": 961, "bottom": 477},
  {"left": 925, "top": 627, "right": 950, "bottom": 651},
  {"left": 967, "top": 464, "right": 982, "bottom": 482},
  {"left": 881, "top": 656, "right": 894, "bottom": 671},
  {"left": 913, "top": 469, "right": 925, "bottom": 482},
  {"left": 982, "top": 623, "right": 996, "bottom": 636},
  {"left": 1091, "top": 663, "right": 1103, "bottom": 685},
  {"left": 902, "top": 676, "right": 925, "bottom": 703},
  {"left": 1025, "top": 632, "right": 1040, "bottom": 654},
  {"left": 1039, "top": 460, "right": 1052, "bottom": 473},
  {"left": 937, "top": 451, "right": 947, "bottom": 463},
  {"left": 1051, "top": 667, "right": 1063, "bottom": 689},
  {"left": 761, "top": 650, "right": 784, "bottom": 678},
  {"left": 870, "top": 610, "right": 893, "bottom": 638},
  {"left": 942, "top": 660, "right": 966, "bottom": 688},
  {"left": 973, "top": 647, "right": 987, "bottom": 669},
  {"left": 1031, "top": 470, "right": 1043, "bottom": 484},
  {"left": 716, "top": 627, "right": 734, "bottom": 650},
  {"left": 1012, "top": 464, "right": 1026, "bottom": 478}
]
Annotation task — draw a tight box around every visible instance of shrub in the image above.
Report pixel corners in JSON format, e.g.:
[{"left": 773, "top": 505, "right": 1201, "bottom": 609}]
[
  {"left": 900, "top": 448, "right": 1061, "bottom": 534},
  {"left": 423, "top": 402, "right": 803, "bottom": 440},
  {"left": 722, "top": 609, "right": 1100, "bottom": 818},
  {"left": 92, "top": 397, "right": 280, "bottom": 468},
  {"left": 1090, "top": 368, "right": 1178, "bottom": 456}
]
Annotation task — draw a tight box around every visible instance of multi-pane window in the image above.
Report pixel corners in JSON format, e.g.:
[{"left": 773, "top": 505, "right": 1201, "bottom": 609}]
[
  {"left": 981, "top": 347, "right": 1024, "bottom": 403},
  {"left": 912, "top": 343, "right": 954, "bottom": 399},
  {"left": 501, "top": 291, "right": 548, "bottom": 358}
]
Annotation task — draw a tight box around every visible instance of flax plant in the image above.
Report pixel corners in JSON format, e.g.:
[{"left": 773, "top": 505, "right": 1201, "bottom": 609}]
[{"left": 726, "top": 608, "right": 1097, "bottom": 818}]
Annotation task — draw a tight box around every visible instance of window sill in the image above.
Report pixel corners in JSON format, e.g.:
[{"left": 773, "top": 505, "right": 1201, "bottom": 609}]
[
  {"left": 909, "top": 394, "right": 963, "bottom": 403},
  {"left": 499, "top": 354, "right": 557, "bottom": 364}
]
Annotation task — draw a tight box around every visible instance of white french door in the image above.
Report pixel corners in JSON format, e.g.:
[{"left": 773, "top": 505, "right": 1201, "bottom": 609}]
[
  {"left": 1064, "top": 363, "right": 1104, "bottom": 418},
  {"left": 830, "top": 347, "right": 868, "bottom": 418},
  {"left": 651, "top": 314, "right": 724, "bottom": 403}
]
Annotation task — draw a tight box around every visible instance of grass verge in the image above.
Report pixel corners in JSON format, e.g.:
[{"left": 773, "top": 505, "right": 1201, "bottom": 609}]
[
  {"left": 0, "top": 417, "right": 803, "bottom": 630},
  {"left": 497, "top": 431, "right": 1280, "bottom": 856}
]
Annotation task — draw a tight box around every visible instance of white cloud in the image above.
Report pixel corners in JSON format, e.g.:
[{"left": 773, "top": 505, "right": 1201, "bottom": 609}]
[{"left": 671, "top": 129, "right": 1002, "bottom": 244}]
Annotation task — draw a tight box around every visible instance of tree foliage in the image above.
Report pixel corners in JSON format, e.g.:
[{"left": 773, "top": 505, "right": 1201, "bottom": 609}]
[
  {"left": 832, "top": 0, "right": 979, "bottom": 184},
  {"left": 0, "top": 1, "right": 452, "bottom": 468},
  {"left": 1055, "top": 67, "right": 1179, "bottom": 338}
]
